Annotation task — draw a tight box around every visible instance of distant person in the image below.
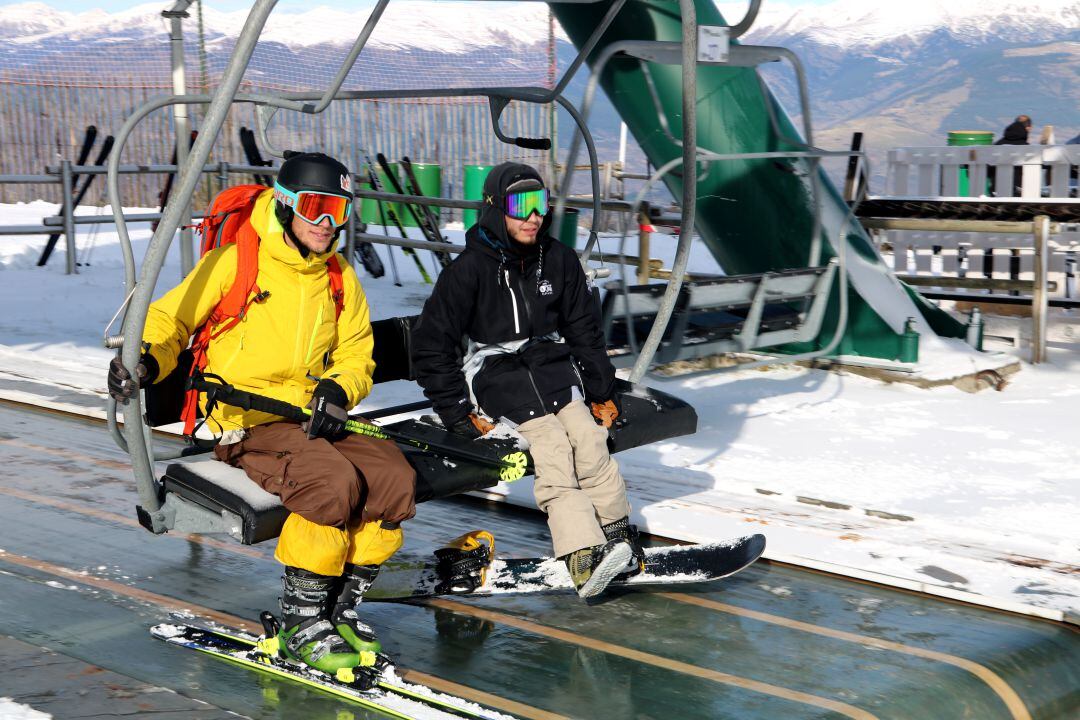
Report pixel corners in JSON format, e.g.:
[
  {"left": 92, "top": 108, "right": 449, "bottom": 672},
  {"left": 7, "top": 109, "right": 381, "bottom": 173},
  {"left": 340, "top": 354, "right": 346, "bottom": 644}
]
[
  {"left": 1038, "top": 125, "right": 1055, "bottom": 145},
  {"left": 994, "top": 115, "right": 1032, "bottom": 145}
]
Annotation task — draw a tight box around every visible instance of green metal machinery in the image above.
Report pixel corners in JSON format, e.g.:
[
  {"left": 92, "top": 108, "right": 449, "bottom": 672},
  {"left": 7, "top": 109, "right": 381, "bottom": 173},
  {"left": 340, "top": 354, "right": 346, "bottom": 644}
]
[{"left": 551, "top": 0, "right": 965, "bottom": 362}]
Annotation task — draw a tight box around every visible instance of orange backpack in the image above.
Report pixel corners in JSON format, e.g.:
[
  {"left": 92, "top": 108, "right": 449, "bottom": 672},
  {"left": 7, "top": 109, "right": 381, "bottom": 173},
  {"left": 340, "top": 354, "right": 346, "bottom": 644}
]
[{"left": 181, "top": 184, "right": 345, "bottom": 436}]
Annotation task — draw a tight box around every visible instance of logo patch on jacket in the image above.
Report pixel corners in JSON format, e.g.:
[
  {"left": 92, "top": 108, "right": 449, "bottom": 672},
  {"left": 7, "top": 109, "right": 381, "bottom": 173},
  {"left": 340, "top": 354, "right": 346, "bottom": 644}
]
[{"left": 538, "top": 279, "right": 553, "bottom": 296}]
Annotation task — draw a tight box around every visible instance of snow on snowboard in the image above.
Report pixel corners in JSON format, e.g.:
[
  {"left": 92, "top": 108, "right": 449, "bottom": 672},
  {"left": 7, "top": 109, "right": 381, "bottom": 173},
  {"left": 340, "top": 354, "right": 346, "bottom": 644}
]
[{"left": 366, "top": 533, "right": 766, "bottom": 601}]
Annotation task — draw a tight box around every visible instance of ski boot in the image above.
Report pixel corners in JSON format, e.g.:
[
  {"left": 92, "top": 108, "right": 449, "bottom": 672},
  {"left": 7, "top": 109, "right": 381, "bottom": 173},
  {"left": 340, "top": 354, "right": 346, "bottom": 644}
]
[
  {"left": 562, "top": 539, "right": 633, "bottom": 599},
  {"left": 274, "top": 566, "right": 369, "bottom": 678},
  {"left": 602, "top": 517, "right": 646, "bottom": 577},
  {"left": 331, "top": 563, "right": 383, "bottom": 655},
  {"left": 434, "top": 530, "right": 495, "bottom": 594}
]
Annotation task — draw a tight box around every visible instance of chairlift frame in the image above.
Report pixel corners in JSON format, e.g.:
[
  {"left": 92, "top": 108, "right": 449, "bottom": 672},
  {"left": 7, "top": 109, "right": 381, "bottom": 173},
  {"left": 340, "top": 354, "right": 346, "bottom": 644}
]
[
  {"left": 103, "top": 0, "right": 696, "bottom": 538},
  {"left": 105, "top": 0, "right": 854, "bottom": 539}
]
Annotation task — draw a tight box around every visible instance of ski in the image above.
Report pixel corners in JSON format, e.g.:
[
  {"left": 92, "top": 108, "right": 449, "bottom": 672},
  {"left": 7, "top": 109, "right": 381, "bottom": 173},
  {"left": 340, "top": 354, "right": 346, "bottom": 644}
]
[
  {"left": 366, "top": 533, "right": 766, "bottom": 601},
  {"left": 238, "top": 126, "right": 273, "bottom": 187},
  {"left": 151, "top": 622, "right": 516, "bottom": 720},
  {"left": 376, "top": 152, "right": 450, "bottom": 268},
  {"left": 364, "top": 152, "right": 432, "bottom": 284},
  {"left": 399, "top": 155, "right": 453, "bottom": 268},
  {"left": 37, "top": 125, "right": 97, "bottom": 266}
]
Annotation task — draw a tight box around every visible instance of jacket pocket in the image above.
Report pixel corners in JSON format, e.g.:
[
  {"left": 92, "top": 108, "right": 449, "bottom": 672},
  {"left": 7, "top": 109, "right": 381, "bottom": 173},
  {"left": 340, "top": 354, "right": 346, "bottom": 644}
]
[{"left": 473, "top": 355, "right": 533, "bottom": 419}]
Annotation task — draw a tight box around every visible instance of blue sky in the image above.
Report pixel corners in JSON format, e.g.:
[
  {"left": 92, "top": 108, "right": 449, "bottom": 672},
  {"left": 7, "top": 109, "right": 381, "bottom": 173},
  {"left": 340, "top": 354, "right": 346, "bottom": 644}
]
[{"left": 2, "top": 0, "right": 833, "bottom": 13}]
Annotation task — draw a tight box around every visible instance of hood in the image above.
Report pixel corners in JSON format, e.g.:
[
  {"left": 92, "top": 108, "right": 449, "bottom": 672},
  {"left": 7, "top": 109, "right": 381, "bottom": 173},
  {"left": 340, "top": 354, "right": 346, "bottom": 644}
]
[{"left": 476, "top": 161, "right": 554, "bottom": 256}]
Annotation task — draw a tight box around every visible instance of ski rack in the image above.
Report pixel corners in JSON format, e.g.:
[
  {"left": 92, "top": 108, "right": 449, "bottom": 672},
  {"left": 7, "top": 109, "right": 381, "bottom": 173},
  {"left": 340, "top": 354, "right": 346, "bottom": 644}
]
[
  {"left": 103, "top": 0, "right": 696, "bottom": 537},
  {"left": 556, "top": 1, "right": 867, "bottom": 383}
]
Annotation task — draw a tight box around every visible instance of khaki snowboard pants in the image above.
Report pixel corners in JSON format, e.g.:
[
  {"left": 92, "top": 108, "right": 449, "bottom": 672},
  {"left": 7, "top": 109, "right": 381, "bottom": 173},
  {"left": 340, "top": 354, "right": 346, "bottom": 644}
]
[{"left": 516, "top": 400, "right": 630, "bottom": 558}]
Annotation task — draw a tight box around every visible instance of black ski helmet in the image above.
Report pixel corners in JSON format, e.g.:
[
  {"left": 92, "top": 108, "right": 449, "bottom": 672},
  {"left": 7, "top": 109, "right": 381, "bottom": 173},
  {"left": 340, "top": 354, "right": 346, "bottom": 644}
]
[
  {"left": 276, "top": 151, "right": 353, "bottom": 199},
  {"left": 273, "top": 151, "right": 353, "bottom": 246}
]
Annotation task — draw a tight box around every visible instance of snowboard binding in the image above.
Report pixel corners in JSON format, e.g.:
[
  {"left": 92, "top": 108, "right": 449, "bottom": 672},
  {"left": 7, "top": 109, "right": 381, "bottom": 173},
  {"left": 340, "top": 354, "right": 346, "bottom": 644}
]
[{"left": 434, "top": 530, "right": 496, "bottom": 594}]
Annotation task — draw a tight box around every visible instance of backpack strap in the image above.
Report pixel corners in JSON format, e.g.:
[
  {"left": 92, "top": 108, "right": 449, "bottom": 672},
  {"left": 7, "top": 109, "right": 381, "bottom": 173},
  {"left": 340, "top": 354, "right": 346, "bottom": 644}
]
[
  {"left": 181, "top": 222, "right": 263, "bottom": 437},
  {"left": 327, "top": 255, "right": 345, "bottom": 320}
]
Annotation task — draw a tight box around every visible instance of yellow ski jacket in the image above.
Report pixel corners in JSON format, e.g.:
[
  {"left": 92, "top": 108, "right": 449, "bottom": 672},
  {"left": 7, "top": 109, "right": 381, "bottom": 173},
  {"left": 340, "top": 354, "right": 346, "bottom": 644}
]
[{"left": 143, "top": 188, "right": 375, "bottom": 433}]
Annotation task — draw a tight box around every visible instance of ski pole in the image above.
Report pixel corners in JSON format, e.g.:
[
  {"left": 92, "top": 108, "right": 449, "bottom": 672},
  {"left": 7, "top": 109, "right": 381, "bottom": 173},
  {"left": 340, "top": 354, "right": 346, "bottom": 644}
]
[
  {"left": 377, "top": 153, "right": 451, "bottom": 268},
  {"left": 362, "top": 158, "right": 401, "bottom": 287},
  {"left": 190, "top": 375, "right": 527, "bottom": 481}
]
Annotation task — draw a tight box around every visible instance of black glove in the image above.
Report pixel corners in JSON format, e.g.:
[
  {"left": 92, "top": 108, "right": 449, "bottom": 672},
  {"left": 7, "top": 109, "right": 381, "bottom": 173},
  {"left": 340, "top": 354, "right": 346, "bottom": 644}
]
[
  {"left": 107, "top": 353, "right": 158, "bottom": 404},
  {"left": 445, "top": 412, "right": 494, "bottom": 440},
  {"left": 305, "top": 379, "right": 350, "bottom": 442}
]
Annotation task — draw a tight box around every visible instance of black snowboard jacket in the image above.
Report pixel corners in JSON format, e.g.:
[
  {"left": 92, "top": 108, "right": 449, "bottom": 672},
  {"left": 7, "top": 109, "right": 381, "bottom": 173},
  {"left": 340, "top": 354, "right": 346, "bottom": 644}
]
[{"left": 411, "top": 225, "right": 615, "bottom": 427}]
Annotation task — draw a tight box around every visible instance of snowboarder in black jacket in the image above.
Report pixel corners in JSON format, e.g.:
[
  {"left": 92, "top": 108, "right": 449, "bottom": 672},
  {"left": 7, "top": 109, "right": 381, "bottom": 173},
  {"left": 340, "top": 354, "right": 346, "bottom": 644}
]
[{"left": 411, "top": 162, "right": 642, "bottom": 598}]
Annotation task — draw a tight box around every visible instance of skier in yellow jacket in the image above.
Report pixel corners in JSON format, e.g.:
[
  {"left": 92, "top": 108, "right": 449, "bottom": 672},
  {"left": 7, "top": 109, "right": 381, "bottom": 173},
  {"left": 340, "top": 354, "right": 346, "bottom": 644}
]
[{"left": 107, "top": 152, "right": 415, "bottom": 675}]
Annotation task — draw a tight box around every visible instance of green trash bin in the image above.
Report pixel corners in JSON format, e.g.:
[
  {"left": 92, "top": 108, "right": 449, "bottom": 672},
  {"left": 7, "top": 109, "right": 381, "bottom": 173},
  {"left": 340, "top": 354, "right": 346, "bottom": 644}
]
[
  {"left": 400, "top": 162, "right": 441, "bottom": 228},
  {"left": 359, "top": 162, "right": 400, "bottom": 227},
  {"left": 463, "top": 164, "right": 494, "bottom": 229},
  {"left": 557, "top": 207, "right": 579, "bottom": 249},
  {"left": 947, "top": 130, "right": 993, "bottom": 196}
]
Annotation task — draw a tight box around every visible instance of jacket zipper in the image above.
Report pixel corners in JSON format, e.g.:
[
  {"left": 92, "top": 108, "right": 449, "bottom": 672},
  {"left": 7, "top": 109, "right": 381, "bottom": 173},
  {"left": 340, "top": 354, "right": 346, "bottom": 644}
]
[
  {"left": 504, "top": 269, "right": 521, "bottom": 335},
  {"left": 524, "top": 366, "right": 546, "bottom": 412},
  {"left": 514, "top": 272, "right": 534, "bottom": 333}
]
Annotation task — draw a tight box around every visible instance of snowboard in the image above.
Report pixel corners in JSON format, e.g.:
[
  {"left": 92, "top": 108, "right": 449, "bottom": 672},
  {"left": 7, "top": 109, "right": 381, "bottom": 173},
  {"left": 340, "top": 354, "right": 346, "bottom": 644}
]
[
  {"left": 151, "top": 622, "right": 515, "bottom": 720},
  {"left": 366, "top": 533, "right": 766, "bottom": 601}
]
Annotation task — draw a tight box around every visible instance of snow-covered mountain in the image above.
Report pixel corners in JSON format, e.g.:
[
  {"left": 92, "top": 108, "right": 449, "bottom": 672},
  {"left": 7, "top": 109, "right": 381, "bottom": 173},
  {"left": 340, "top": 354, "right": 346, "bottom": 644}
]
[
  {"left": 714, "top": 0, "right": 1080, "bottom": 177},
  {"left": 0, "top": 1, "right": 555, "bottom": 52},
  {"left": 718, "top": 0, "right": 1080, "bottom": 48},
  {"left": 0, "top": 0, "right": 1076, "bottom": 181}
]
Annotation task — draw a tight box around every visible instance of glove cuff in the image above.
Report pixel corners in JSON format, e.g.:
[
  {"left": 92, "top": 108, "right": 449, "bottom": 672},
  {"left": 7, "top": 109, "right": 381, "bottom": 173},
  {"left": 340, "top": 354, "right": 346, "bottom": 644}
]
[
  {"left": 139, "top": 353, "right": 159, "bottom": 385},
  {"left": 313, "top": 378, "right": 348, "bottom": 408}
]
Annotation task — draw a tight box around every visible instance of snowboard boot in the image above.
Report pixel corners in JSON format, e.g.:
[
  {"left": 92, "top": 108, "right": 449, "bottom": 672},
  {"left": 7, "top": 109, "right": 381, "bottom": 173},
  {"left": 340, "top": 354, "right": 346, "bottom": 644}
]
[
  {"left": 330, "top": 563, "right": 382, "bottom": 655},
  {"left": 602, "top": 517, "right": 645, "bottom": 577},
  {"left": 563, "top": 539, "right": 633, "bottom": 599},
  {"left": 277, "top": 566, "right": 365, "bottom": 675}
]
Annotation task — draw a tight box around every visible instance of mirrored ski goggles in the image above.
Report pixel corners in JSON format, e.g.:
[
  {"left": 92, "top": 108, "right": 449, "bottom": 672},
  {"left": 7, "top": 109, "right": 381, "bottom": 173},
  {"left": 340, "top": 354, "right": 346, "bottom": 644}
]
[
  {"left": 274, "top": 183, "right": 353, "bottom": 227},
  {"left": 504, "top": 188, "right": 549, "bottom": 220}
]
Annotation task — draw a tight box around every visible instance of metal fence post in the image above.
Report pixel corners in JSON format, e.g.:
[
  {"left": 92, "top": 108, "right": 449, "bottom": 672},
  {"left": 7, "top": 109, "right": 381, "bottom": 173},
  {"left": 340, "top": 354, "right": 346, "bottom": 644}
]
[
  {"left": 637, "top": 212, "right": 650, "bottom": 284},
  {"left": 61, "top": 160, "right": 77, "bottom": 275},
  {"left": 1031, "top": 215, "right": 1049, "bottom": 364}
]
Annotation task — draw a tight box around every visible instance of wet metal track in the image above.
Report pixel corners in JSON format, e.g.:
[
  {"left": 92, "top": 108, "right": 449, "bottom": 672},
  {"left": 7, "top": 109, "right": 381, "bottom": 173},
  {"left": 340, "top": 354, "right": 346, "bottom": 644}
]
[{"left": 0, "top": 403, "right": 1077, "bottom": 720}]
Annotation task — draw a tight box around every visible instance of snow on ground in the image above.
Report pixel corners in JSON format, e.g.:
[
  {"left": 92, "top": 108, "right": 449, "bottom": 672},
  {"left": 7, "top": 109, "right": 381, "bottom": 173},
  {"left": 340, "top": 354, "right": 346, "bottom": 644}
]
[
  {"left": 0, "top": 698, "right": 51, "bottom": 720},
  {"left": 1, "top": 201, "right": 1077, "bottom": 623}
]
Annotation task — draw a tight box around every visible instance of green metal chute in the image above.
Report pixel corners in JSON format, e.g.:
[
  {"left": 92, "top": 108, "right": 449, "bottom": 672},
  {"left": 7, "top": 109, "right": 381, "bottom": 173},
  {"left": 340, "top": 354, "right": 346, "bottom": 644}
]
[{"left": 550, "top": 0, "right": 965, "bottom": 362}]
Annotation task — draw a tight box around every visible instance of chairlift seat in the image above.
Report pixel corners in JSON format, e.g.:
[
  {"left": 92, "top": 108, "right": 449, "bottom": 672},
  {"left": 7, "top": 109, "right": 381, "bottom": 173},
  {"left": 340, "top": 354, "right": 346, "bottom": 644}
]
[
  {"left": 144, "top": 316, "right": 698, "bottom": 544},
  {"left": 603, "top": 262, "right": 837, "bottom": 365},
  {"left": 161, "top": 457, "right": 287, "bottom": 545}
]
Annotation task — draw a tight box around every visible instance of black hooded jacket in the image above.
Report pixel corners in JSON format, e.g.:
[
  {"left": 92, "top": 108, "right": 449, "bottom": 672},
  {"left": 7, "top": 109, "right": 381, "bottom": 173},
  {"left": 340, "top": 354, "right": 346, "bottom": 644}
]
[
  {"left": 411, "top": 162, "right": 615, "bottom": 426},
  {"left": 995, "top": 120, "right": 1030, "bottom": 145}
]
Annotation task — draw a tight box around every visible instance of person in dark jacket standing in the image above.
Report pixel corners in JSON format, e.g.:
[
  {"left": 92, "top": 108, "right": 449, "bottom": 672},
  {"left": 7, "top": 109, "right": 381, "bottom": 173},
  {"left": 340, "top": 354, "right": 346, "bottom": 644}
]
[
  {"left": 411, "top": 162, "right": 642, "bottom": 599},
  {"left": 995, "top": 115, "right": 1032, "bottom": 145}
]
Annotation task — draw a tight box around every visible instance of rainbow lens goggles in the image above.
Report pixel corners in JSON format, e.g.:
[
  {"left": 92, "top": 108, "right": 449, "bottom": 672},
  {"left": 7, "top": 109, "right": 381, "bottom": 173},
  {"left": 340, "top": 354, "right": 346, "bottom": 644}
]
[
  {"left": 504, "top": 188, "right": 549, "bottom": 220},
  {"left": 274, "top": 183, "right": 353, "bottom": 227}
]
